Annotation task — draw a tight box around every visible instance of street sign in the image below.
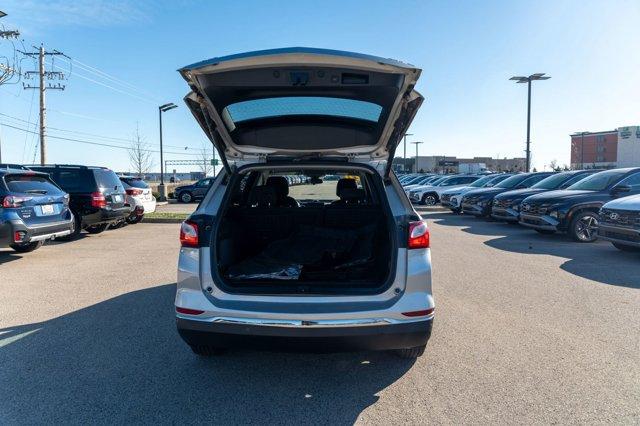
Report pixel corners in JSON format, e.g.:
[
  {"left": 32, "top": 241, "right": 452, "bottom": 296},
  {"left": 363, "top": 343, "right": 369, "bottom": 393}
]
[{"left": 210, "top": 159, "right": 219, "bottom": 166}]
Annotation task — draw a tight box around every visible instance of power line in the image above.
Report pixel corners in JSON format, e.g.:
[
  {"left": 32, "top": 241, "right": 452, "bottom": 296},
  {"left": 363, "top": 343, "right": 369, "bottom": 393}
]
[
  {"left": 0, "top": 121, "right": 202, "bottom": 156},
  {"left": 56, "top": 56, "right": 162, "bottom": 103},
  {"left": 0, "top": 111, "right": 194, "bottom": 150}
]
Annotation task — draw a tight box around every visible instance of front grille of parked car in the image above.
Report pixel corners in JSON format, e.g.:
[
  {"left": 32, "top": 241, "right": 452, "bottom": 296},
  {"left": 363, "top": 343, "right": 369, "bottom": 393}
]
[
  {"left": 441, "top": 194, "right": 451, "bottom": 203},
  {"left": 520, "top": 202, "right": 550, "bottom": 216},
  {"left": 493, "top": 199, "right": 511, "bottom": 209},
  {"left": 463, "top": 196, "right": 479, "bottom": 205},
  {"left": 600, "top": 208, "right": 640, "bottom": 228}
]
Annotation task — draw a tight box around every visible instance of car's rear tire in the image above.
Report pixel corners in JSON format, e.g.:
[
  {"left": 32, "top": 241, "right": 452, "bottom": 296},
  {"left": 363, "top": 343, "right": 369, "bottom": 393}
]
[
  {"left": 535, "top": 229, "right": 555, "bottom": 235},
  {"left": 85, "top": 223, "right": 109, "bottom": 234},
  {"left": 179, "top": 192, "right": 193, "bottom": 203},
  {"left": 10, "top": 240, "right": 44, "bottom": 253},
  {"left": 612, "top": 242, "right": 640, "bottom": 252},
  {"left": 569, "top": 211, "right": 599, "bottom": 243},
  {"left": 395, "top": 345, "right": 426, "bottom": 359},
  {"left": 126, "top": 214, "right": 143, "bottom": 224},
  {"left": 189, "top": 345, "right": 226, "bottom": 356}
]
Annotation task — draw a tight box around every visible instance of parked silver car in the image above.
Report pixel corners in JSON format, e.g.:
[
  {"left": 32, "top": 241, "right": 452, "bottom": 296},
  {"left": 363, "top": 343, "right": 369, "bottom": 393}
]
[{"left": 175, "top": 48, "right": 433, "bottom": 358}]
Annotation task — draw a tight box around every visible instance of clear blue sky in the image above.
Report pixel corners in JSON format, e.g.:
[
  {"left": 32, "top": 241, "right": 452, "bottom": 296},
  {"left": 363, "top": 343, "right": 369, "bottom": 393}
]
[{"left": 1, "top": 0, "right": 639, "bottom": 172}]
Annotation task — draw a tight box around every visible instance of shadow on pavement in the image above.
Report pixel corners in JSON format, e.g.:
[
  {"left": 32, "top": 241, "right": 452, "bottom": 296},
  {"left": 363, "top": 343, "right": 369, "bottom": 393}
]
[
  {"left": 423, "top": 210, "right": 640, "bottom": 289},
  {"left": 0, "top": 283, "right": 415, "bottom": 424},
  {"left": 0, "top": 250, "right": 22, "bottom": 265}
]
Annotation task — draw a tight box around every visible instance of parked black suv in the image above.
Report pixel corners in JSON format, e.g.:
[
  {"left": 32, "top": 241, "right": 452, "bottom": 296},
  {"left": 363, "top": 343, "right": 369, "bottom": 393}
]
[
  {"left": 461, "top": 172, "right": 555, "bottom": 218},
  {"left": 174, "top": 177, "right": 214, "bottom": 203},
  {"left": 519, "top": 167, "right": 640, "bottom": 242},
  {"left": 1, "top": 167, "right": 74, "bottom": 252},
  {"left": 28, "top": 165, "right": 131, "bottom": 238},
  {"left": 491, "top": 170, "right": 599, "bottom": 222}
]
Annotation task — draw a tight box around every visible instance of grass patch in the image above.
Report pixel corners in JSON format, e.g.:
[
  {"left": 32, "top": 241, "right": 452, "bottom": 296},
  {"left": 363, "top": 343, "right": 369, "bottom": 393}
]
[{"left": 144, "top": 212, "right": 188, "bottom": 220}]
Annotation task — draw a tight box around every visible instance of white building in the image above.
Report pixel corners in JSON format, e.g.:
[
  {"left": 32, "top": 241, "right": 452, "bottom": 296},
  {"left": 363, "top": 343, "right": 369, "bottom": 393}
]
[{"left": 616, "top": 126, "right": 640, "bottom": 168}]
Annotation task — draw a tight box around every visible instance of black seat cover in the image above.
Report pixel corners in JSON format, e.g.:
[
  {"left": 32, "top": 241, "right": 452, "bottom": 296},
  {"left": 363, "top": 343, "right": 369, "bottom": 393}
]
[
  {"left": 248, "top": 185, "right": 277, "bottom": 207},
  {"left": 266, "top": 176, "right": 298, "bottom": 207},
  {"left": 332, "top": 178, "right": 358, "bottom": 205}
]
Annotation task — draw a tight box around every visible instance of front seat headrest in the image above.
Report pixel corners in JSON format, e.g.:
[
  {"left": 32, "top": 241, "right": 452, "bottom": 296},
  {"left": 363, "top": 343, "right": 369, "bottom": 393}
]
[
  {"left": 266, "top": 176, "right": 290, "bottom": 198},
  {"left": 336, "top": 178, "right": 357, "bottom": 198},
  {"left": 340, "top": 188, "right": 366, "bottom": 203}
]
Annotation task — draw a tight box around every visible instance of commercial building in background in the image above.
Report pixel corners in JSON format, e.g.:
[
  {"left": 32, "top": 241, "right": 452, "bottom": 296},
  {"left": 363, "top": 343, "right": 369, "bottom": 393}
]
[
  {"left": 570, "top": 126, "right": 640, "bottom": 169},
  {"left": 411, "top": 156, "right": 526, "bottom": 173}
]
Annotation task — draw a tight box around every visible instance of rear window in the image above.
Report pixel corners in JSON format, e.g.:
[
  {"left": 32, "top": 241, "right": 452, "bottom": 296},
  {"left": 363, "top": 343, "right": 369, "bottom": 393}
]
[
  {"left": 120, "top": 178, "right": 149, "bottom": 189},
  {"left": 94, "top": 170, "right": 125, "bottom": 191},
  {"left": 4, "top": 174, "right": 64, "bottom": 195},
  {"left": 223, "top": 97, "right": 383, "bottom": 126}
]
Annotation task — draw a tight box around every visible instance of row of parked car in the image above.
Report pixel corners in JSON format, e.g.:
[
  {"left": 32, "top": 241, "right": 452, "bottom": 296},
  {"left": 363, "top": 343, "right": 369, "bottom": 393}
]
[
  {"left": 0, "top": 163, "right": 156, "bottom": 253},
  {"left": 399, "top": 168, "right": 640, "bottom": 251},
  {"left": 174, "top": 174, "right": 307, "bottom": 203}
]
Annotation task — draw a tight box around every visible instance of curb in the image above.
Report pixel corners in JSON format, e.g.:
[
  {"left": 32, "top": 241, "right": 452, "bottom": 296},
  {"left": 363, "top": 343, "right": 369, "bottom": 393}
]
[{"left": 142, "top": 218, "right": 185, "bottom": 224}]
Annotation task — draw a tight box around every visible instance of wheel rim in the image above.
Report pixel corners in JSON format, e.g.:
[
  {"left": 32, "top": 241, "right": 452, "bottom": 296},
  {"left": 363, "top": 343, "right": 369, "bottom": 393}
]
[
  {"left": 424, "top": 195, "right": 436, "bottom": 206},
  {"left": 575, "top": 215, "right": 598, "bottom": 241},
  {"left": 181, "top": 193, "right": 191, "bottom": 202}
]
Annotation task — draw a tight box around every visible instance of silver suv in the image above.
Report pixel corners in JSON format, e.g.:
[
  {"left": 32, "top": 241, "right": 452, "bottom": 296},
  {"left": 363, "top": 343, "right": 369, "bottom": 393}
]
[{"left": 175, "top": 48, "right": 433, "bottom": 358}]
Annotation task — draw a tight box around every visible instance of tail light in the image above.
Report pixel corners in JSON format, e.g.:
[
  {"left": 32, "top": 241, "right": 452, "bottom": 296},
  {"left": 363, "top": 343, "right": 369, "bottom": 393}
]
[
  {"left": 176, "top": 307, "right": 204, "bottom": 315},
  {"left": 2, "top": 195, "right": 32, "bottom": 208},
  {"left": 408, "top": 220, "right": 430, "bottom": 249},
  {"left": 180, "top": 220, "right": 199, "bottom": 247},
  {"left": 90, "top": 192, "right": 107, "bottom": 208},
  {"left": 402, "top": 308, "right": 435, "bottom": 317},
  {"left": 126, "top": 189, "right": 143, "bottom": 196}
]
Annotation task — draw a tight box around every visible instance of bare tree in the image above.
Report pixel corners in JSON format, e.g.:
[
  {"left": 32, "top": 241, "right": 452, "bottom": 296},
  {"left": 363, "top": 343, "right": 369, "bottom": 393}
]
[
  {"left": 128, "top": 124, "right": 153, "bottom": 178},
  {"left": 549, "top": 159, "right": 559, "bottom": 171},
  {"left": 197, "top": 143, "right": 213, "bottom": 176}
]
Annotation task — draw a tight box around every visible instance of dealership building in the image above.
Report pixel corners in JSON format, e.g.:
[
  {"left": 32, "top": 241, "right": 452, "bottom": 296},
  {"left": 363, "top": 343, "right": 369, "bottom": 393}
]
[
  {"left": 409, "top": 156, "right": 526, "bottom": 173},
  {"left": 570, "top": 126, "right": 640, "bottom": 169}
]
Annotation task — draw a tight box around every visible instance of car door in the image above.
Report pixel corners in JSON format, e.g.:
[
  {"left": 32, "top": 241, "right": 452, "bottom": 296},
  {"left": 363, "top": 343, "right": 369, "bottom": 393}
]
[{"left": 194, "top": 179, "right": 212, "bottom": 198}]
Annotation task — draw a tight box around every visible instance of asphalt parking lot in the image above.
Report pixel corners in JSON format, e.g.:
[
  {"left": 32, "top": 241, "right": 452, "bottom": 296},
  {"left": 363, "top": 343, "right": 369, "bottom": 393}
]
[{"left": 1, "top": 210, "right": 639, "bottom": 424}]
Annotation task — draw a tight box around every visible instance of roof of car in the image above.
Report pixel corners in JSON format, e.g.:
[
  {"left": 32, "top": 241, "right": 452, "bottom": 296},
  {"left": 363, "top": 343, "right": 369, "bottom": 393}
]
[{"left": 0, "top": 167, "right": 48, "bottom": 177}]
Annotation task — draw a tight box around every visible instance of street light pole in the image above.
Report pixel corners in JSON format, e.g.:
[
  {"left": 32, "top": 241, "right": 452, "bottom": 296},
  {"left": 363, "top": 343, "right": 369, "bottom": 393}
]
[
  {"left": 411, "top": 141, "right": 424, "bottom": 173},
  {"left": 510, "top": 73, "right": 551, "bottom": 172},
  {"left": 403, "top": 133, "right": 413, "bottom": 173},
  {"left": 158, "top": 102, "right": 178, "bottom": 201}
]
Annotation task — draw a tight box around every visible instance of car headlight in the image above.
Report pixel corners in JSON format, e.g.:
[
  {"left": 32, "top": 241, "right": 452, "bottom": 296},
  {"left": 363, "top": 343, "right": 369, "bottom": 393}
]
[
  {"left": 513, "top": 204, "right": 520, "bottom": 211},
  {"left": 549, "top": 210, "right": 559, "bottom": 218}
]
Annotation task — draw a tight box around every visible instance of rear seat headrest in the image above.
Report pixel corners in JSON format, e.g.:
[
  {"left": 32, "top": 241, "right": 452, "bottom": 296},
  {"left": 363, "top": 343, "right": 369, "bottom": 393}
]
[
  {"left": 266, "top": 176, "right": 290, "bottom": 197},
  {"left": 248, "top": 185, "right": 277, "bottom": 207},
  {"left": 340, "top": 188, "right": 366, "bottom": 203},
  {"left": 336, "top": 178, "right": 357, "bottom": 198}
]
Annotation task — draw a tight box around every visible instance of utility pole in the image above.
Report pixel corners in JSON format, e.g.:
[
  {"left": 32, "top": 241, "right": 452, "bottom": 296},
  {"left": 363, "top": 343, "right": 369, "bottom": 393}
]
[
  {"left": 509, "top": 73, "right": 551, "bottom": 172},
  {"left": 20, "top": 45, "right": 67, "bottom": 165},
  {"left": 411, "top": 141, "right": 424, "bottom": 173},
  {"left": 403, "top": 133, "right": 413, "bottom": 173}
]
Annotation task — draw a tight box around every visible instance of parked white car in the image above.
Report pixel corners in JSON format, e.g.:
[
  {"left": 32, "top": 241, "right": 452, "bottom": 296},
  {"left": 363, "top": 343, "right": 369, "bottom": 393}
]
[
  {"left": 598, "top": 194, "right": 640, "bottom": 252},
  {"left": 119, "top": 176, "right": 156, "bottom": 224},
  {"left": 409, "top": 175, "right": 480, "bottom": 205},
  {"left": 441, "top": 174, "right": 513, "bottom": 212}
]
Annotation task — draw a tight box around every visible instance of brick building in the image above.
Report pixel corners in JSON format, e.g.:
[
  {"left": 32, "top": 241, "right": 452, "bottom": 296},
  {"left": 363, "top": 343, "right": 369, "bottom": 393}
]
[{"left": 570, "top": 130, "right": 618, "bottom": 169}]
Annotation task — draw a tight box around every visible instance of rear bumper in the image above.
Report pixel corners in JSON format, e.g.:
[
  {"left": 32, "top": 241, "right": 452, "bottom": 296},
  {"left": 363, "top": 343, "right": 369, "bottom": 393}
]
[
  {"left": 519, "top": 213, "right": 560, "bottom": 231},
  {"left": 491, "top": 207, "right": 519, "bottom": 222},
  {"left": 0, "top": 216, "right": 73, "bottom": 246},
  {"left": 176, "top": 316, "right": 433, "bottom": 352},
  {"left": 82, "top": 206, "right": 132, "bottom": 226},
  {"left": 597, "top": 224, "right": 640, "bottom": 247}
]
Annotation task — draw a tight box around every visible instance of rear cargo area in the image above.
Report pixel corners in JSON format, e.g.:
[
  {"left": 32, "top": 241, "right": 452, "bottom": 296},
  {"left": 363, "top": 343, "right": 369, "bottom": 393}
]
[{"left": 213, "top": 168, "right": 395, "bottom": 294}]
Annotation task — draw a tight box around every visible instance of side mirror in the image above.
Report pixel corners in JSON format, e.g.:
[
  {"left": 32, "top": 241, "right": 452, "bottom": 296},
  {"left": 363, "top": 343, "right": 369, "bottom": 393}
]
[{"left": 611, "top": 184, "right": 631, "bottom": 195}]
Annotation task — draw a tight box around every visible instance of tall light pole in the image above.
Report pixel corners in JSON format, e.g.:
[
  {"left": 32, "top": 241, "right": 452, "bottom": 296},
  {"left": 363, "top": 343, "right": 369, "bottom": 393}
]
[
  {"left": 411, "top": 141, "right": 424, "bottom": 173},
  {"left": 572, "top": 131, "right": 590, "bottom": 170},
  {"left": 158, "top": 102, "right": 178, "bottom": 201},
  {"left": 510, "top": 73, "right": 551, "bottom": 172},
  {"left": 403, "top": 133, "right": 413, "bottom": 173}
]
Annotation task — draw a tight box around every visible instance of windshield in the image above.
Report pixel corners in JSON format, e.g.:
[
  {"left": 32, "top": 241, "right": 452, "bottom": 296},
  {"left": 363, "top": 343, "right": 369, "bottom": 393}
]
[
  {"left": 495, "top": 174, "right": 527, "bottom": 189},
  {"left": 469, "top": 175, "right": 497, "bottom": 188},
  {"left": 4, "top": 174, "right": 64, "bottom": 195},
  {"left": 429, "top": 177, "right": 447, "bottom": 186},
  {"left": 224, "top": 97, "right": 383, "bottom": 125},
  {"left": 567, "top": 170, "right": 627, "bottom": 191},
  {"left": 120, "top": 178, "right": 149, "bottom": 189},
  {"left": 531, "top": 173, "right": 569, "bottom": 190}
]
